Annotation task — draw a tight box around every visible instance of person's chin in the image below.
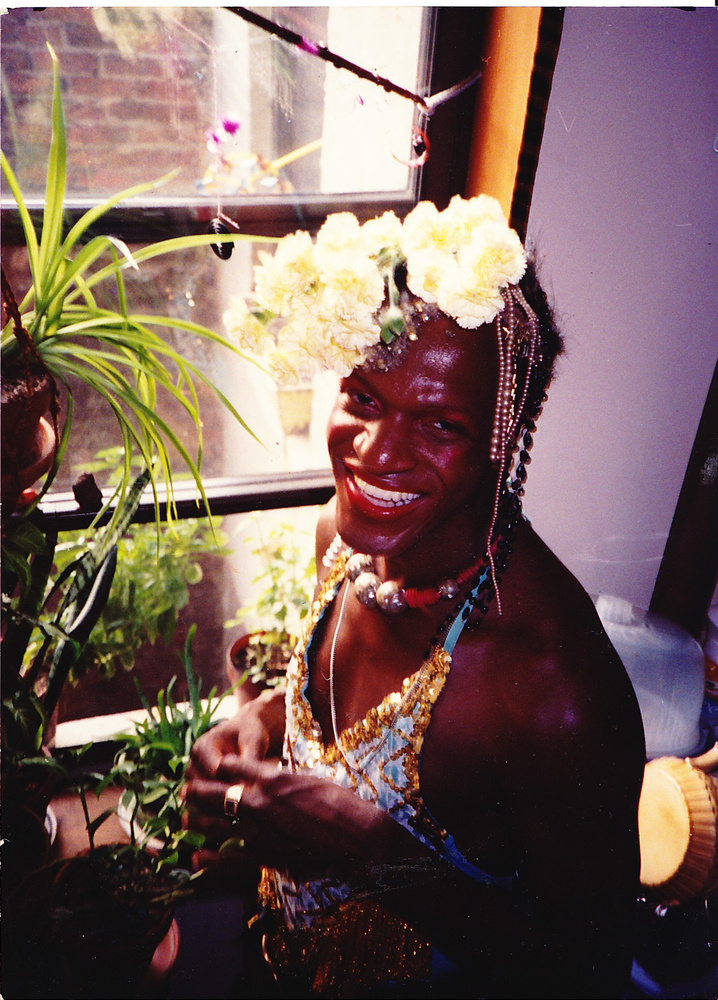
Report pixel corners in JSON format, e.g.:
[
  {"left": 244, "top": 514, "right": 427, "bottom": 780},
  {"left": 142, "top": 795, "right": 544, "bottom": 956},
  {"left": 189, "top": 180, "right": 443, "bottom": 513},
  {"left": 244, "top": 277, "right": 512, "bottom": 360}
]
[{"left": 336, "top": 479, "right": 431, "bottom": 556}]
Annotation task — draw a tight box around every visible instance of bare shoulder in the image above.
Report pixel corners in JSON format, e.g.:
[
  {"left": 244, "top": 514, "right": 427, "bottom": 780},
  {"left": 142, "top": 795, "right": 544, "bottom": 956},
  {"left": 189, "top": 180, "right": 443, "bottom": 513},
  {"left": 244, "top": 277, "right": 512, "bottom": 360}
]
[
  {"left": 422, "top": 518, "right": 645, "bottom": 877},
  {"left": 438, "top": 518, "right": 645, "bottom": 773}
]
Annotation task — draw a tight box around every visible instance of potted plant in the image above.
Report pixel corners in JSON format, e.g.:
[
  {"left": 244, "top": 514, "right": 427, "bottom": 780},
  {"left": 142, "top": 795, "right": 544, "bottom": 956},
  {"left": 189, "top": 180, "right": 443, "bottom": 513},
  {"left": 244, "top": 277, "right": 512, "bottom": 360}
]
[
  {"left": 225, "top": 517, "right": 315, "bottom": 701},
  {"left": 3, "top": 745, "right": 197, "bottom": 1000},
  {"left": 1, "top": 44, "right": 262, "bottom": 529},
  {"left": 111, "top": 625, "right": 233, "bottom": 864}
]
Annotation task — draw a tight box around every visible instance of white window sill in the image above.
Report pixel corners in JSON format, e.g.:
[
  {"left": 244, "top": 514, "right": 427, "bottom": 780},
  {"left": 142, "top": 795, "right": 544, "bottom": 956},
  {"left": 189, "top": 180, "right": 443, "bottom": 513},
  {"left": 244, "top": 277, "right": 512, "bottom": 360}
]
[{"left": 53, "top": 697, "right": 239, "bottom": 749}]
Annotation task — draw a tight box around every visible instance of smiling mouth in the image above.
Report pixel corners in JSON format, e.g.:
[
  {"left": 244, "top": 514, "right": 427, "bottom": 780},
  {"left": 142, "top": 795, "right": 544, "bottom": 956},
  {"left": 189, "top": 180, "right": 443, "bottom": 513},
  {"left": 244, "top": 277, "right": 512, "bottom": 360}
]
[{"left": 353, "top": 474, "right": 422, "bottom": 508}]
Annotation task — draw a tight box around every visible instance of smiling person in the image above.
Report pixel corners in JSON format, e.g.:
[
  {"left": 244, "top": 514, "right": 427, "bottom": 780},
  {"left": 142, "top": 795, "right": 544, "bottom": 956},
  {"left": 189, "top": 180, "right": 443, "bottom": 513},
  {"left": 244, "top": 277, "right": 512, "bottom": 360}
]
[{"left": 184, "top": 197, "right": 646, "bottom": 999}]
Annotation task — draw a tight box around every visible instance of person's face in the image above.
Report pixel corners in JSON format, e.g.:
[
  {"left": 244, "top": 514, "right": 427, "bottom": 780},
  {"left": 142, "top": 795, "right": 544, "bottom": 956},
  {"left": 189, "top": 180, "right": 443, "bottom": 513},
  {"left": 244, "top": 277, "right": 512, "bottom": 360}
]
[{"left": 326, "top": 313, "right": 499, "bottom": 576}]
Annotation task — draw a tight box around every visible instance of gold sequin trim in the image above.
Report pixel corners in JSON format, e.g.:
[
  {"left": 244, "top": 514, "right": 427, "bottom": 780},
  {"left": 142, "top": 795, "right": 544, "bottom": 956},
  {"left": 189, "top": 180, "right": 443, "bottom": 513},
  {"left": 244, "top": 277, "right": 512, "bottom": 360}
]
[{"left": 259, "top": 869, "right": 432, "bottom": 996}]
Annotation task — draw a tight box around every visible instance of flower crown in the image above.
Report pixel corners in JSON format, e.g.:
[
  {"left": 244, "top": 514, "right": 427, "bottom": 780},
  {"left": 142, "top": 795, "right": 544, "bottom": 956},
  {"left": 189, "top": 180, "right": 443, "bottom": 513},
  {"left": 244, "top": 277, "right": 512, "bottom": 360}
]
[{"left": 223, "top": 194, "right": 527, "bottom": 384}]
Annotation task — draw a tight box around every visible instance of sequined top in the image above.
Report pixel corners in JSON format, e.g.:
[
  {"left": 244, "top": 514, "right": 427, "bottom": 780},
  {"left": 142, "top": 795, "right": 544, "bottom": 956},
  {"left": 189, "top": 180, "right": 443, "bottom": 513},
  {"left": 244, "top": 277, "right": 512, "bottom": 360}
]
[{"left": 259, "top": 551, "right": 513, "bottom": 995}]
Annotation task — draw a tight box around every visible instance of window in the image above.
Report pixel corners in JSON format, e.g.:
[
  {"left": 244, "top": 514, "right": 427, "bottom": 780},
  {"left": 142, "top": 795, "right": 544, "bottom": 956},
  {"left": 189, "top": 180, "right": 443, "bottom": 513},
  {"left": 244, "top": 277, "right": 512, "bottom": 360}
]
[
  {"left": 2, "top": 6, "right": 434, "bottom": 493},
  {"left": 1, "top": 6, "right": 444, "bottom": 724}
]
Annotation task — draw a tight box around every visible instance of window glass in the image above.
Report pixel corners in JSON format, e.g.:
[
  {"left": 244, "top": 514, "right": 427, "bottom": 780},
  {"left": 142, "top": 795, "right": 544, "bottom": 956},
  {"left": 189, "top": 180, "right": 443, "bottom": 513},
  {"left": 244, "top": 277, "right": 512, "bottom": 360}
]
[{"left": 2, "top": 6, "right": 430, "bottom": 202}]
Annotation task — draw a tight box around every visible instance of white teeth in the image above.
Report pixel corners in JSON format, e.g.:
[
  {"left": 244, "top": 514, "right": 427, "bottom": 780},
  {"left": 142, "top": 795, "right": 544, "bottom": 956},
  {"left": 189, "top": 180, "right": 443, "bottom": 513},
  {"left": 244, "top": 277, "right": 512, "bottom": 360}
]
[{"left": 354, "top": 475, "right": 420, "bottom": 507}]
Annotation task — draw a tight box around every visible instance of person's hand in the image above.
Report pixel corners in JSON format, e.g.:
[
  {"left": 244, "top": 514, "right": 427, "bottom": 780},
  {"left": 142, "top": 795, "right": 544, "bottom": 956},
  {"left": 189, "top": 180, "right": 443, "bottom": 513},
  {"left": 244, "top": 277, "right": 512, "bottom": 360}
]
[
  {"left": 184, "top": 748, "right": 412, "bottom": 887},
  {"left": 187, "top": 686, "right": 286, "bottom": 781},
  {"left": 182, "top": 687, "right": 285, "bottom": 885}
]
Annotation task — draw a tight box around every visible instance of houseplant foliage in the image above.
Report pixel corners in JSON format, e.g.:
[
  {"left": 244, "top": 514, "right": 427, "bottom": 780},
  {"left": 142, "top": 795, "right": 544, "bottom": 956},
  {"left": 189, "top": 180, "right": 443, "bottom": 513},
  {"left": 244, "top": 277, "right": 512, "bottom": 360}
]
[
  {"left": 3, "top": 745, "right": 197, "bottom": 999},
  {"left": 226, "top": 517, "right": 316, "bottom": 690},
  {"left": 1, "top": 46, "right": 268, "bottom": 774},
  {"left": 47, "top": 501, "right": 230, "bottom": 681},
  {"left": 1, "top": 469, "right": 150, "bottom": 806},
  {"left": 110, "top": 624, "right": 232, "bottom": 864}
]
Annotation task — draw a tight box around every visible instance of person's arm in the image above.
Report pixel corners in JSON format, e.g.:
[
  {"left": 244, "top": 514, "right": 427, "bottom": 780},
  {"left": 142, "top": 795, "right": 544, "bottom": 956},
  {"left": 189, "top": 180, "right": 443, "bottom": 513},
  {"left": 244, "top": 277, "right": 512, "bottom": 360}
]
[
  {"left": 487, "top": 643, "right": 645, "bottom": 999},
  {"left": 186, "top": 743, "right": 432, "bottom": 867}
]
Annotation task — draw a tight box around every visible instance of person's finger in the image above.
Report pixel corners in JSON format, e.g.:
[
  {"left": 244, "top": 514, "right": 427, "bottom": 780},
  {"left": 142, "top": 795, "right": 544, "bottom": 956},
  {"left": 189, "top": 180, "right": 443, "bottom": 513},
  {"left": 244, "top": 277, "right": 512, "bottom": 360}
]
[
  {"left": 183, "top": 777, "right": 235, "bottom": 824},
  {"left": 215, "top": 753, "right": 274, "bottom": 785},
  {"left": 188, "top": 721, "right": 240, "bottom": 779}
]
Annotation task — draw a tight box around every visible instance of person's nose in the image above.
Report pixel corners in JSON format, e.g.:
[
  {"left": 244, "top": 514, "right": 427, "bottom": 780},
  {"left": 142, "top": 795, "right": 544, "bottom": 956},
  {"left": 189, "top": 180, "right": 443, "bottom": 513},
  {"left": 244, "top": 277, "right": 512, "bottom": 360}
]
[{"left": 354, "top": 414, "right": 413, "bottom": 472}]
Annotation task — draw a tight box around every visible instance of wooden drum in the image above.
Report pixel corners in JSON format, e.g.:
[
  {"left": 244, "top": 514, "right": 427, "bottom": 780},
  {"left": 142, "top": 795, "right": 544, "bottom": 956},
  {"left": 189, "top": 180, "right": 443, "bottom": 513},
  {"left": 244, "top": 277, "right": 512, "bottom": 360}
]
[{"left": 638, "top": 744, "right": 718, "bottom": 906}]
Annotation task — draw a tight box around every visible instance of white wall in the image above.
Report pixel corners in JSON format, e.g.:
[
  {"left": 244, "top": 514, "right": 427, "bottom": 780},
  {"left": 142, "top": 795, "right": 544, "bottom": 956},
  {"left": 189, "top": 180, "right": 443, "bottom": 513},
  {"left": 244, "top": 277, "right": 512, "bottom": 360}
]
[{"left": 524, "top": 7, "right": 718, "bottom": 611}]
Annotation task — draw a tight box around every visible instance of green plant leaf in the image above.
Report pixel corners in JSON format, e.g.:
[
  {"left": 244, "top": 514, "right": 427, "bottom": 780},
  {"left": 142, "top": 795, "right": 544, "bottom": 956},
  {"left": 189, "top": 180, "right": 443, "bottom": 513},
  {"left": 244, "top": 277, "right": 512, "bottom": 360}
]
[
  {"left": 37, "top": 45, "right": 67, "bottom": 294},
  {"left": 0, "top": 151, "right": 40, "bottom": 297}
]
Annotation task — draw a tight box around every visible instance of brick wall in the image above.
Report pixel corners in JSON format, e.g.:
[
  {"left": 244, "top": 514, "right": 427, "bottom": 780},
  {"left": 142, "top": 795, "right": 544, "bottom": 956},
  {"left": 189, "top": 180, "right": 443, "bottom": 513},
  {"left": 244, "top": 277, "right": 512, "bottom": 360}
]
[{"left": 1, "top": 6, "right": 214, "bottom": 197}]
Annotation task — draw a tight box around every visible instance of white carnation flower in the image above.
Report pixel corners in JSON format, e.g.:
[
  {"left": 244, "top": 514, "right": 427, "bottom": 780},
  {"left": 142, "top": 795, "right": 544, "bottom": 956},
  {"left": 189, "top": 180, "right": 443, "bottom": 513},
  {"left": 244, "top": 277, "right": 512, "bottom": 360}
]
[
  {"left": 460, "top": 224, "right": 527, "bottom": 289},
  {"left": 254, "top": 231, "right": 317, "bottom": 315},
  {"left": 222, "top": 295, "right": 270, "bottom": 353},
  {"left": 319, "top": 251, "right": 385, "bottom": 317},
  {"left": 316, "top": 212, "right": 363, "bottom": 254},
  {"left": 437, "top": 279, "right": 506, "bottom": 329},
  {"left": 362, "top": 211, "right": 403, "bottom": 260}
]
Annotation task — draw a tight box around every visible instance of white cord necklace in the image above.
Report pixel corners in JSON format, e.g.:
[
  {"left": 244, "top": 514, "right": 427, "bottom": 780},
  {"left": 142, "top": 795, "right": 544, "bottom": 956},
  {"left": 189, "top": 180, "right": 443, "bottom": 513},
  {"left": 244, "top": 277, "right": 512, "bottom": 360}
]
[{"left": 327, "top": 575, "right": 426, "bottom": 778}]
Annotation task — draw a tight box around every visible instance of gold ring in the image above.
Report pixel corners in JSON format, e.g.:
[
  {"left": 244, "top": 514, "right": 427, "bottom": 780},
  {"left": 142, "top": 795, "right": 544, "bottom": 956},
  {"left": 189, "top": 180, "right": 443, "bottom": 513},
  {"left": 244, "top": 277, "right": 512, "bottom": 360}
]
[{"left": 223, "top": 782, "right": 245, "bottom": 817}]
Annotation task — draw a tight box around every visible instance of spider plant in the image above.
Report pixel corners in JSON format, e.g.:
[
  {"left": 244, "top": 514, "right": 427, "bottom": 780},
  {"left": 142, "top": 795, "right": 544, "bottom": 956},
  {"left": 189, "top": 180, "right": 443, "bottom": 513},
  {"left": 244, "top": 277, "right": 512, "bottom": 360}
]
[
  {"left": 0, "top": 44, "right": 273, "bottom": 800},
  {"left": 1, "top": 43, "right": 274, "bottom": 531}
]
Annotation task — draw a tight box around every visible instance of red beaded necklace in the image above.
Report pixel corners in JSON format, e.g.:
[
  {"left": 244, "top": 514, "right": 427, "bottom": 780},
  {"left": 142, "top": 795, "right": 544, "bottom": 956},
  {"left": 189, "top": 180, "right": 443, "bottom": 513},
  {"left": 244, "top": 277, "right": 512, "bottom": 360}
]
[{"left": 330, "top": 496, "right": 516, "bottom": 616}]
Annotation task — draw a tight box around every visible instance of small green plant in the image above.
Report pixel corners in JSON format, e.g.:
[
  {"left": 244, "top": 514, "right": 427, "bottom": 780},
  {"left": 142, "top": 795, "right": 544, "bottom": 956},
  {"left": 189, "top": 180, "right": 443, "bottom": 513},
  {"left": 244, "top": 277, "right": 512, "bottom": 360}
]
[
  {"left": 46, "top": 513, "right": 229, "bottom": 681},
  {"left": 226, "top": 516, "right": 316, "bottom": 687},
  {"left": 1, "top": 469, "right": 149, "bottom": 779},
  {"left": 109, "top": 625, "right": 233, "bottom": 864}
]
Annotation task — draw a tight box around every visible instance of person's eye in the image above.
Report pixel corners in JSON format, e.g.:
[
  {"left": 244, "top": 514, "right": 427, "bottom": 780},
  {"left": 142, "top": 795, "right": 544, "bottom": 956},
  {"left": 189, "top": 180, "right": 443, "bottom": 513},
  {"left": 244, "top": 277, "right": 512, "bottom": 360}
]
[
  {"left": 344, "top": 389, "right": 377, "bottom": 411},
  {"left": 426, "top": 418, "right": 464, "bottom": 438}
]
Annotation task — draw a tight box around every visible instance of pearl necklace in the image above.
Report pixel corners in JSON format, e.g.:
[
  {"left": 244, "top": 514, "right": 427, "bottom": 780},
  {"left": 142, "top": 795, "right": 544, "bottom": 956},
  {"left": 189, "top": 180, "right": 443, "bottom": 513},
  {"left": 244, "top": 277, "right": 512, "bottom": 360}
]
[
  {"left": 344, "top": 550, "right": 487, "bottom": 615},
  {"left": 326, "top": 488, "right": 519, "bottom": 616}
]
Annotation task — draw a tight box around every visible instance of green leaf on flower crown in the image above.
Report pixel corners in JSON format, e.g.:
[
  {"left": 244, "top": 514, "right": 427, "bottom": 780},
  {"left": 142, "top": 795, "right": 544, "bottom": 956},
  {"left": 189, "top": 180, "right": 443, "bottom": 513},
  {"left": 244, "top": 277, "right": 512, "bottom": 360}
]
[
  {"left": 380, "top": 309, "right": 405, "bottom": 344},
  {"left": 251, "top": 307, "right": 275, "bottom": 325}
]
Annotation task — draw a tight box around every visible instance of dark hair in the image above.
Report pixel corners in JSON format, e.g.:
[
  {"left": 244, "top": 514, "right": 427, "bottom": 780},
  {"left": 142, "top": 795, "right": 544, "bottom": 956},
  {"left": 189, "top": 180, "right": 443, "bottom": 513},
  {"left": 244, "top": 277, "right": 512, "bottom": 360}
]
[{"left": 516, "top": 257, "right": 564, "bottom": 431}]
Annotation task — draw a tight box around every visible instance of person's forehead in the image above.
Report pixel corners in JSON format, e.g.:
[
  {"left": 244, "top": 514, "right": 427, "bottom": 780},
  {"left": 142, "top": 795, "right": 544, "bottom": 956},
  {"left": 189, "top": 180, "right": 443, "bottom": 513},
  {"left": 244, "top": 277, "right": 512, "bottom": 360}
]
[
  {"left": 401, "top": 317, "right": 497, "bottom": 382},
  {"left": 354, "top": 319, "right": 498, "bottom": 412}
]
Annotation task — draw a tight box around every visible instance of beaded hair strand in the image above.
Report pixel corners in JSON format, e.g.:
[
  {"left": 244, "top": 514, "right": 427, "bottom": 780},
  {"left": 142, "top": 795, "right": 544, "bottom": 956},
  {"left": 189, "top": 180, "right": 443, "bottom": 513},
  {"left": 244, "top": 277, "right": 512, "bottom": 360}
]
[{"left": 485, "top": 284, "right": 542, "bottom": 613}]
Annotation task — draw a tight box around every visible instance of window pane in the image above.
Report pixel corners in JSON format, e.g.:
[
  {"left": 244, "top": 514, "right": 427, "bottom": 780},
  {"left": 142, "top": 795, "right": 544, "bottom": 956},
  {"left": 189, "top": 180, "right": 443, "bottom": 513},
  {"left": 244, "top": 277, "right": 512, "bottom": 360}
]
[
  {"left": 2, "top": 6, "right": 433, "bottom": 495},
  {"left": 1, "top": 6, "right": 431, "bottom": 203}
]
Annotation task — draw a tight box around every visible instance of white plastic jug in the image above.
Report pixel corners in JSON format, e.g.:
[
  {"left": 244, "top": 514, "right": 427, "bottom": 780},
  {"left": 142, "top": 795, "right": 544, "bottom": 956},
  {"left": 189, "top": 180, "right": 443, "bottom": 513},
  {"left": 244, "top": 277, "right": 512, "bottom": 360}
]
[{"left": 595, "top": 594, "right": 706, "bottom": 760}]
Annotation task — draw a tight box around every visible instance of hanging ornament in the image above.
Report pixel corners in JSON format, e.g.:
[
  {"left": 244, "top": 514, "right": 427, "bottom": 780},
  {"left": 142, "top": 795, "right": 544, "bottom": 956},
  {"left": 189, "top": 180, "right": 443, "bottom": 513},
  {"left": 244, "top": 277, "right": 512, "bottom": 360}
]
[
  {"left": 208, "top": 217, "right": 233, "bottom": 259},
  {"left": 393, "top": 127, "right": 430, "bottom": 168}
]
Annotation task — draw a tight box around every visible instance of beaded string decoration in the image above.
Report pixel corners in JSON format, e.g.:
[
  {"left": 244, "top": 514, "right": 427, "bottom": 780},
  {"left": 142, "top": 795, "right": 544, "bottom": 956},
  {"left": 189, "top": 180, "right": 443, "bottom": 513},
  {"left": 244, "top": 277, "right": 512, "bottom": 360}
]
[
  {"left": 345, "top": 548, "right": 489, "bottom": 615},
  {"left": 485, "top": 285, "right": 541, "bottom": 612}
]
